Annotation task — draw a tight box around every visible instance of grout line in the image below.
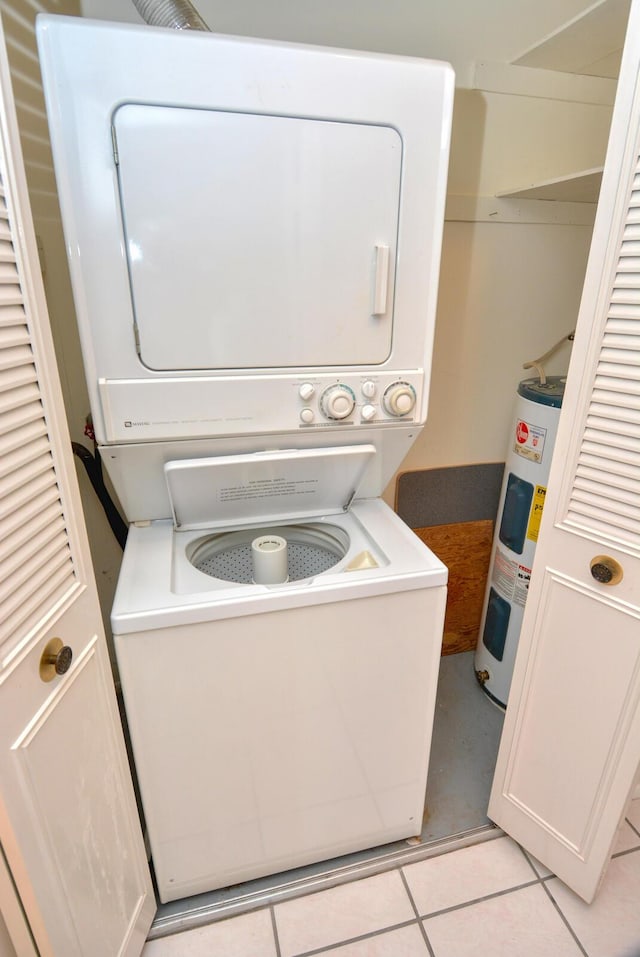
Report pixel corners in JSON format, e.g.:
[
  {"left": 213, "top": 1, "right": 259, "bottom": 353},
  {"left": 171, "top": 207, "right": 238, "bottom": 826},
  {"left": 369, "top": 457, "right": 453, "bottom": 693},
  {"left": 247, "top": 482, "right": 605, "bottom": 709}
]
[
  {"left": 540, "top": 881, "right": 589, "bottom": 957},
  {"left": 515, "top": 839, "right": 550, "bottom": 880},
  {"left": 612, "top": 843, "right": 640, "bottom": 859},
  {"left": 399, "top": 868, "right": 437, "bottom": 957},
  {"left": 623, "top": 816, "right": 640, "bottom": 841},
  {"left": 270, "top": 905, "right": 283, "bottom": 957},
  {"left": 287, "top": 918, "right": 422, "bottom": 957},
  {"left": 417, "top": 878, "right": 541, "bottom": 921}
]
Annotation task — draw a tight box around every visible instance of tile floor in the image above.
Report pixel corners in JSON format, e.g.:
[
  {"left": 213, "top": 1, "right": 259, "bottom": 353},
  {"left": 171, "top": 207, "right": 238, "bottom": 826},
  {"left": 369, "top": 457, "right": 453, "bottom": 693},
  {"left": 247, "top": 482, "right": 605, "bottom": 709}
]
[{"left": 142, "top": 799, "right": 640, "bottom": 957}]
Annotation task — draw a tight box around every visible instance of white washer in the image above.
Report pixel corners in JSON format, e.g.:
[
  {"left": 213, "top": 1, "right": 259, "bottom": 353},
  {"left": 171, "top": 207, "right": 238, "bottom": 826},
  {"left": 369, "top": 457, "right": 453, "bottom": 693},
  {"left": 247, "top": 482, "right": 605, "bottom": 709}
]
[
  {"left": 37, "top": 16, "right": 454, "bottom": 903},
  {"left": 113, "top": 447, "right": 446, "bottom": 901}
]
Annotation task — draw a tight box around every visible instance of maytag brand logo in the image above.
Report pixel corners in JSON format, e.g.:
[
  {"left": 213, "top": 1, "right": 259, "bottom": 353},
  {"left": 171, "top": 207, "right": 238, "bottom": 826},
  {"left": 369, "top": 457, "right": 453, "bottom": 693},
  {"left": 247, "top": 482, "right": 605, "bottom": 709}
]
[{"left": 124, "top": 420, "right": 149, "bottom": 428}]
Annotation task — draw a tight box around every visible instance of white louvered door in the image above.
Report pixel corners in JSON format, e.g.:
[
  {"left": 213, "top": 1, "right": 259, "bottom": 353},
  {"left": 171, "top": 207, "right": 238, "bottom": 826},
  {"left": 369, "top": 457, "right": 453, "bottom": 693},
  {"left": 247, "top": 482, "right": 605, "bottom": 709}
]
[
  {"left": 0, "top": 13, "right": 154, "bottom": 957},
  {"left": 489, "top": 0, "right": 640, "bottom": 904}
]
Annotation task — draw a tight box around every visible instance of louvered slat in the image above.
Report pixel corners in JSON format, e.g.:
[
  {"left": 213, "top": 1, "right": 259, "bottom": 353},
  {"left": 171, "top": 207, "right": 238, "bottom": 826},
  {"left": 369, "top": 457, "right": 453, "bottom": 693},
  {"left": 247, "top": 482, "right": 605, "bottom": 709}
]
[
  {"left": 590, "top": 398, "right": 640, "bottom": 419},
  {"left": 0, "top": 431, "right": 51, "bottom": 480},
  {"left": 578, "top": 451, "right": 639, "bottom": 482},
  {"left": 0, "top": 525, "right": 70, "bottom": 602},
  {"left": 0, "top": 415, "right": 46, "bottom": 461},
  {"left": 567, "top": 151, "right": 640, "bottom": 549},
  {"left": 0, "top": 444, "right": 55, "bottom": 498},
  {"left": 608, "top": 303, "right": 640, "bottom": 318},
  {"left": 602, "top": 318, "right": 640, "bottom": 335},
  {"left": 1, "top": 561, "right": 76, "bottom": 654},
  {"left": 2, "top": 479, "right": 63, "bottom": 541},
  {"left": 593, "top": 374, "right": 640, "bottom": 397},
  {"left": 0, "top": 303, "right": 28, "bottom": 326},
  {"left": 568, "top": 498, "right": 640, "bottom": 536},
  {"left": 585, "top": 412, "right": 640, "bottom": 440},
  {"left": 580, "top": 438, "right": 640, "bottom": 469},
  {"left": 0, "top": 164, "right": 76, "bottom": 656},
  {"left": 575, "top": 463, "right": 640, "bottom": 496},
  {"left": 0, "top": 500, "right": 64, "bottom": 563},
  {"left": 0, "top": 0, "right": 61, "bottom": 220},
  {"left": 571, "top": 482, "right": 640, "bottom": 515}
]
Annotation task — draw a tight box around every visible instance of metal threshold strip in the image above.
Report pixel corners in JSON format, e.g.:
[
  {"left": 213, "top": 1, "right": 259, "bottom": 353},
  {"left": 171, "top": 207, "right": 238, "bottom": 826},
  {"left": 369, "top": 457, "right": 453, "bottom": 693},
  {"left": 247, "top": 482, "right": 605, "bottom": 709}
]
[{"left": 149, "top": 823, "right": 503, "bottom": 940}]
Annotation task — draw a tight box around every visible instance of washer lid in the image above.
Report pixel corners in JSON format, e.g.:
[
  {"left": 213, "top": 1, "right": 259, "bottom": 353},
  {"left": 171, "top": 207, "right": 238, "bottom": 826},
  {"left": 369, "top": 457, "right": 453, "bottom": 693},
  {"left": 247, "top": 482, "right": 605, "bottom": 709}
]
[{"left": 165, "top": 445, "right": 376, "bottom": 530}]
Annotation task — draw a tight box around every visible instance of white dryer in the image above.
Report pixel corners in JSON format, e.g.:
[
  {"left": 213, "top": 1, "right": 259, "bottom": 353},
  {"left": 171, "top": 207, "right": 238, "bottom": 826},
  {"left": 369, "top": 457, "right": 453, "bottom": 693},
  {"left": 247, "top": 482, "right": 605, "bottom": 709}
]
[{"left": 37, "top": 15, "right": 454, "bottom": 902}]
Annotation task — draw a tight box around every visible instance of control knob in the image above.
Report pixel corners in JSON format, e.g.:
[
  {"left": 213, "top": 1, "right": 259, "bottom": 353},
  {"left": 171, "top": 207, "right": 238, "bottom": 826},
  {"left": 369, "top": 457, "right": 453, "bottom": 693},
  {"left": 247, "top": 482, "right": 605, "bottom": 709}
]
[
  {"left": 383, "top": 382, "right": 416, "bottom": 417},
  {"left": 298, "top": 382, "right": 315, "bottom": 401},
  {"left": 320, "top": 384, "right": 356, "bottom": 420}
]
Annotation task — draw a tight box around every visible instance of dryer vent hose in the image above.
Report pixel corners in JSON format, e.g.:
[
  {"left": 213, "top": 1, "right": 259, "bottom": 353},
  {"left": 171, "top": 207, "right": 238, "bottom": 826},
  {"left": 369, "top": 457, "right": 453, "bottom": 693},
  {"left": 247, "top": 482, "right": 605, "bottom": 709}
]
[
  {"left": 522, "top": 329, "right": 575, "bottom": 385},
  {"left": 132, "top": 0, "right": 210, "bottom": 31}
]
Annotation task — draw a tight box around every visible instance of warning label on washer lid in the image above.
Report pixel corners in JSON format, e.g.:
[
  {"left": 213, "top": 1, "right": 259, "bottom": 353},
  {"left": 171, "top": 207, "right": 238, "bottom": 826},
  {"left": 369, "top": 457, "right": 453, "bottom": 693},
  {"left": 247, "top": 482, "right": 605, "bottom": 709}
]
[
  {"left": 514, "top": 418, "right": 547, "bottom": 463},
  {"left": 492, "top": 548, "right": 531, "bottom": 607},
  {"left": 219, "top": 476, "right": 318, "bottom": 503}
]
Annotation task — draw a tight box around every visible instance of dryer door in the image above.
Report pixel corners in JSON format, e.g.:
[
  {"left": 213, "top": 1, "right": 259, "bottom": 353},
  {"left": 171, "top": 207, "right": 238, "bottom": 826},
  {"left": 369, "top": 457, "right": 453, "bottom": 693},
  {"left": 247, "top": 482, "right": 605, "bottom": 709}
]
[{"left": 113, "top": 105, "right": 402, "bottom": 372}]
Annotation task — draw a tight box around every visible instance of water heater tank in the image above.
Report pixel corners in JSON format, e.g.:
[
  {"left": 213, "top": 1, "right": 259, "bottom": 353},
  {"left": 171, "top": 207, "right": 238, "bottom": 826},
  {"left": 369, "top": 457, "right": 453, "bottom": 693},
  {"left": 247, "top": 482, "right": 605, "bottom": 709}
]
[{"left": 474, "top": 376, "right": 565, "bottom": 708}]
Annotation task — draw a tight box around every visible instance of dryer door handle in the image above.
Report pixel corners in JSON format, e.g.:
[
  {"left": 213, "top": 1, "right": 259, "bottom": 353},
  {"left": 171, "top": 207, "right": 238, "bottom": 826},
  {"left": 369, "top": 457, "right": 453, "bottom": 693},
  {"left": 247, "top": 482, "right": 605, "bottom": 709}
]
[{"left": 372, "top": 244, "right": 390, "bottom": 316}]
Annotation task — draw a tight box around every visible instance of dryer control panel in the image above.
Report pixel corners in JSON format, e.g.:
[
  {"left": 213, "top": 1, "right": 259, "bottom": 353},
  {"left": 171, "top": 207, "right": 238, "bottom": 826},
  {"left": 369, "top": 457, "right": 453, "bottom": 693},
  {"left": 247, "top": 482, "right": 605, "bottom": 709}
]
[
  {"left": 309, "top": 379, "right": 417, "bottom": 423},
  {"left": 99, "top": 372, "right": 424, "bottom": 443}
]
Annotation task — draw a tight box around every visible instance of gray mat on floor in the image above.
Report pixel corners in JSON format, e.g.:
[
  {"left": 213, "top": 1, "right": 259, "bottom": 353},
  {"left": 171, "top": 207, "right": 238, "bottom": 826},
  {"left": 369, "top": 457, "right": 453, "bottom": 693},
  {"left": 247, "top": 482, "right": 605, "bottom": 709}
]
[{"left": 423, "top": 650, "right": 505, "bottom": 841}]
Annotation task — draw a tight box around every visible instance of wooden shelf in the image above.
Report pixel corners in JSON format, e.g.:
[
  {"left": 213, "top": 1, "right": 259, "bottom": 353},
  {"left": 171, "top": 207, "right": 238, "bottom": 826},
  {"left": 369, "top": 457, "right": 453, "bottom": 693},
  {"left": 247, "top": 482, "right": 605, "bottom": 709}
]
[{"left": 496, "top": 166, "right": 603, "bottom": 203}]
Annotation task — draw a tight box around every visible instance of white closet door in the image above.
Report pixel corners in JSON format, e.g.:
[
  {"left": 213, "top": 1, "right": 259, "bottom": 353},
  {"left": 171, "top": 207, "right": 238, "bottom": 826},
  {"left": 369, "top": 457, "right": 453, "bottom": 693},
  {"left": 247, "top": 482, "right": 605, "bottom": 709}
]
[
  {"left": 0, "top": 14, "right": 154, "bottom": 956},
  {"left": 489, "top": 0, "right": 640, "bottom": 903}
]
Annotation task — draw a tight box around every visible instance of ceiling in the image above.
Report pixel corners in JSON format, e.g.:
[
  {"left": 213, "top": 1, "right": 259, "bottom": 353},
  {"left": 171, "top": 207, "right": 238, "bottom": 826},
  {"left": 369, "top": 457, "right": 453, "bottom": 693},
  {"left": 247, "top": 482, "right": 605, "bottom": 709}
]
[
  {"left": 80, "top": 0, "right": 632, "bottom": 85},
  {"left": 513, "top": 0, "right": 630, "bottom": 77}
]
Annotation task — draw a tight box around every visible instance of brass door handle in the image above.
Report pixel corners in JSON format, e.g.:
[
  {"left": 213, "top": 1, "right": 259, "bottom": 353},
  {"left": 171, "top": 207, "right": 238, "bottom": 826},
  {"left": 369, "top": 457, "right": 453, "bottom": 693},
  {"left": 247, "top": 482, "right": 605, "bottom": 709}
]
[
  {"left": 590, "top": 555, "right": 624, "bottom": 586},
  {"left": 40, "top": 638, "right": 73, "bottom": 682}
]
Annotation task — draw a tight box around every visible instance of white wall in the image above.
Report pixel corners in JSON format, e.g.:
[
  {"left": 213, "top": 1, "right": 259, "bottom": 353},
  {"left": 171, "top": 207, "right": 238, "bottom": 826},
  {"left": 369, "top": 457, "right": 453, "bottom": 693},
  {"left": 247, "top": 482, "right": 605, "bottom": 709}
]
[
  {"left": 392, "top": 77, "right": 609, "bottom": 491},
  {"left": 407, "top": 220, "right": 592, "bottom": 474}
]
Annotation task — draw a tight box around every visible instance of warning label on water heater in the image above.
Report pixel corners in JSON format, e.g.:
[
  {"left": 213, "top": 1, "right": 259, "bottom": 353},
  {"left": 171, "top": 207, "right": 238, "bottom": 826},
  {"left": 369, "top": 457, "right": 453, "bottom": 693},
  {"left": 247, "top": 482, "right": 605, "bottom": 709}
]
[
  {"left": 514, "top": 418, "right": 547, "bottom": 463},
  {"left": 526, "top": 484, "right": 547, "bottom": 543},
  {"left": 492, "top": 549, "right": 531, "bottom": 607}
]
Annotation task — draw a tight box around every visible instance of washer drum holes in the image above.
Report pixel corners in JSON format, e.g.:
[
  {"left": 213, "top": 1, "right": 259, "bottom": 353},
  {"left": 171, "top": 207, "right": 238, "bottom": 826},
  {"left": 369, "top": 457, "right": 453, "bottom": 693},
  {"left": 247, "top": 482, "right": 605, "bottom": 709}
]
[{"left": 187, "top": 523, "right": 349, "bottom": 584}]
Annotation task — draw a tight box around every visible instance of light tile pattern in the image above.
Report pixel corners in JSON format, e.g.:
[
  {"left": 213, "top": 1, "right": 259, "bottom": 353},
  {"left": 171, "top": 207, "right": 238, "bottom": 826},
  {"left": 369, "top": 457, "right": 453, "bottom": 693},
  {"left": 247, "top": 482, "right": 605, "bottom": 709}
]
[
  {"left": 141, "top": 908, "right": 277, "bottom": 956},
  {"left": 402, "top": 834, "right": 536, "bottom": 913},
  {"left": 274, "top": 870, "right": 415, "bottom": 956},
  {"left": 545, "top": 853, "right": 640, "bottom": 957},
  {"left": 424, "top": 883, "right": 584, "bottom": 957},
  {"left": 142, "top": 799, "right": 640, "bottom": 957}
]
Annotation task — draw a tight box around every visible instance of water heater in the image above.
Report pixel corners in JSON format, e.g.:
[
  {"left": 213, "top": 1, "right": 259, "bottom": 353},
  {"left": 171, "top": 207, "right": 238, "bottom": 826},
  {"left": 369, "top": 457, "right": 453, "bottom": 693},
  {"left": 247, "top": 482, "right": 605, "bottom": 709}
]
[{"left": 475, "top": 376, "right": 565, "bottom": 708}]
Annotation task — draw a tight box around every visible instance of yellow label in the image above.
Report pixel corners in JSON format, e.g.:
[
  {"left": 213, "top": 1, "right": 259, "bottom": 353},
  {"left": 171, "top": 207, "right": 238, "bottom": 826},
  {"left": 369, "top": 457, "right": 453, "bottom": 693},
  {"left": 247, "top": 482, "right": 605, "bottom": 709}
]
[{"left": 527, "top": 484, "right": 547, "bottom": 543}]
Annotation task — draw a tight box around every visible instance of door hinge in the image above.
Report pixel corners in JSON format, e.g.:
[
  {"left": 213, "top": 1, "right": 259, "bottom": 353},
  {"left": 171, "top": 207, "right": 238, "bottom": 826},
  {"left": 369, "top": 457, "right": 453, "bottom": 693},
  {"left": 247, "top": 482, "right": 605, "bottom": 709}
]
[
  {"left": 133, "top": 322, "right": 141, "bottom": 357},
  {"left": 343, "top": 489, "right": 356, "bottom": 512}
]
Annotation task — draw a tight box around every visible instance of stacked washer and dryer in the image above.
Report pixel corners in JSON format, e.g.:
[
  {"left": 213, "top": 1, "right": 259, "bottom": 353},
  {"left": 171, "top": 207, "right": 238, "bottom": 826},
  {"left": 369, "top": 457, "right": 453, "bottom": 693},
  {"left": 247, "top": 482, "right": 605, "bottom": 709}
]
[{"left": 38, "top": 15, "right": 454, "bottom": 903}]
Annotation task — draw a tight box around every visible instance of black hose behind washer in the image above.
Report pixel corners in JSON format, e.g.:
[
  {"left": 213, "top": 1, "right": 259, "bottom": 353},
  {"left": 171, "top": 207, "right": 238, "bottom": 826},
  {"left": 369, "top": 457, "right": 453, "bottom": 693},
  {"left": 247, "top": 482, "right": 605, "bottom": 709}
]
[{"left": 72, "top": 443, "right": 128, "bottom": 550}]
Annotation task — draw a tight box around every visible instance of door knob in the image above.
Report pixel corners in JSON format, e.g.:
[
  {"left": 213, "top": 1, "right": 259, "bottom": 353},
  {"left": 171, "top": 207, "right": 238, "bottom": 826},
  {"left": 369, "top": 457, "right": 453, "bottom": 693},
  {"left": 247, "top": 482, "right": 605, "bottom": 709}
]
[
  {"left": 39, "top": 638, "right": 73, "bottom": 682},
  {"left": 590, "top": 555, "right": 623, "bottom": 586}
]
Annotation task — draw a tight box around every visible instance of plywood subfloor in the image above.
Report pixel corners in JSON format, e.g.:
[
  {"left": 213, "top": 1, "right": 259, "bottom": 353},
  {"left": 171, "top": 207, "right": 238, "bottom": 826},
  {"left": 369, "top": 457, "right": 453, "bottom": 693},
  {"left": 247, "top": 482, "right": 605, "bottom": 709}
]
[{"left": 415, "top": 521, "right": 494, "bottom": 655}]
